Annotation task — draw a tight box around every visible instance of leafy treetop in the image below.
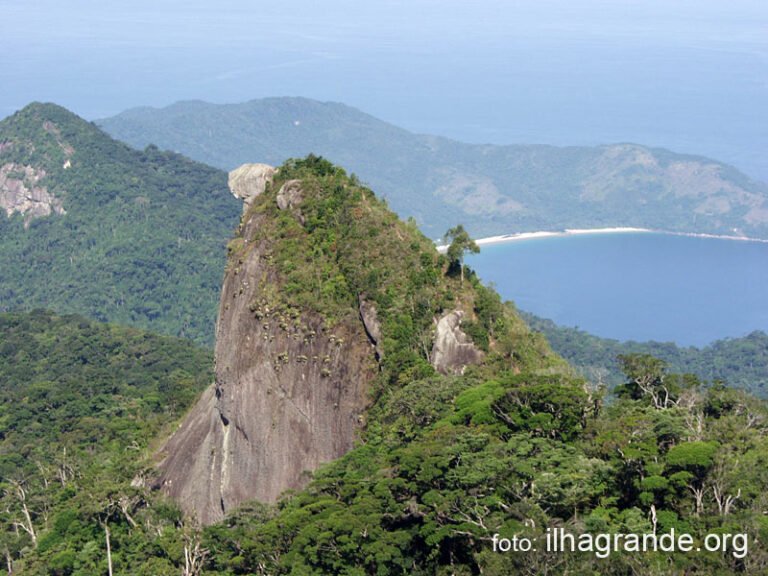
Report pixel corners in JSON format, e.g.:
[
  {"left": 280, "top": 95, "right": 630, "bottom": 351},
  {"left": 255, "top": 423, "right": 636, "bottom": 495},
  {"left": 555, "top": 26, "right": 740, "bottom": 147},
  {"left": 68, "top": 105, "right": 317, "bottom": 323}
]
[{"left": 444, "top": 224, "right": 480, "bottom": 285}]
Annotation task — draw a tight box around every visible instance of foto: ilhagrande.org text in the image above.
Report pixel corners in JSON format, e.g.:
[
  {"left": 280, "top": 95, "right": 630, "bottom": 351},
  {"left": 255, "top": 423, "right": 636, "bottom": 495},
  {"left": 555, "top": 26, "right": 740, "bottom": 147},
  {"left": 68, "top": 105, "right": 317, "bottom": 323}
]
[{"left": 492, "top": 528, "right": 749, "bottom": 559}]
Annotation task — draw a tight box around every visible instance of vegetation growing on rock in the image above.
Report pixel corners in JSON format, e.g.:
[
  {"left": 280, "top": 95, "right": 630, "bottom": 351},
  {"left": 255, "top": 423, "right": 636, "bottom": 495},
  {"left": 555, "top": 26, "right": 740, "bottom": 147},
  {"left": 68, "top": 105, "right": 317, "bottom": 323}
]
[{"left": 232, "top": 154, "right": 559, "bottom": 391}]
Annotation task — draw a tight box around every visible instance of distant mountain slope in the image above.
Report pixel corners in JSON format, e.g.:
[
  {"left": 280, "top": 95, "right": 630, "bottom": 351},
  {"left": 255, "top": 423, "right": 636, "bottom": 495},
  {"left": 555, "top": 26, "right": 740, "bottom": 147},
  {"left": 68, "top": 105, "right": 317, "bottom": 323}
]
[
  {"left": 524, "top": 312, "right": 768, "bottom": 396},
  {"left": 0, "top": 103, "right": 240, "bottom": 344},
  {"left": 100, "top": 97, "right": 768, "bottom": 239}
]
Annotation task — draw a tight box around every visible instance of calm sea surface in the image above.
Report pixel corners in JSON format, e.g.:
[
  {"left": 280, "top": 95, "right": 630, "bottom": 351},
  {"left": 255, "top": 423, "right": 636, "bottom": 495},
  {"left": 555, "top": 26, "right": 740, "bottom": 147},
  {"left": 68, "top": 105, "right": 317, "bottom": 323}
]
[{"left": 465, "top": 233, "right": 768, "bottom": 346}]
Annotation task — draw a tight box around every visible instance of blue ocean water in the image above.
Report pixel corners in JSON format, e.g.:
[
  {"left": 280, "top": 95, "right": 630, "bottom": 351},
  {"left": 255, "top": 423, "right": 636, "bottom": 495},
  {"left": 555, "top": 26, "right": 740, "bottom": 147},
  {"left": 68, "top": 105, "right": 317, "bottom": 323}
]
[{"left": 465, "top": 233, "right": 768, "bottom": 346}]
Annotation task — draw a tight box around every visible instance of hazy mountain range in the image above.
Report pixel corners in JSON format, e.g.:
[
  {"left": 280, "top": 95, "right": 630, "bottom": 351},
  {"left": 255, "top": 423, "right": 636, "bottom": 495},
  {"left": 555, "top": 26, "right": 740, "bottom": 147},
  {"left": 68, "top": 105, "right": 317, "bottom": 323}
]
[{"left": 99, "top": 97, "right": 768, "bottom": 240}]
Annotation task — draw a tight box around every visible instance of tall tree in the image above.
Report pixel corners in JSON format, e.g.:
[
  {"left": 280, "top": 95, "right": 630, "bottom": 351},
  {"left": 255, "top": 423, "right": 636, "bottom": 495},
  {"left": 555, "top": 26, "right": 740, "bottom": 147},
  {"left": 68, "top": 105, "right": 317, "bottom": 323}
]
[
  {"left": 444, "top": 224, "right": 479, "bottom": 285},
  {"left": 617, "top": 353, "right": 674, "bottom": 409}
]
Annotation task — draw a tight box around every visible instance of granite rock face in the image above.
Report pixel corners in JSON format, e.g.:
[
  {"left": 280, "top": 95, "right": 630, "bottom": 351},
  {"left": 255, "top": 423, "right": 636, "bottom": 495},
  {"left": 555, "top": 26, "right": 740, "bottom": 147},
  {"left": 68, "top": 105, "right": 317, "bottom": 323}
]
[
  {"left": 431, "top": 310, "right": 484, "bottom": 375},
  {"left": 276, "top": 179, "right": 302, "bottom": 211},
  {"left": 154, "top": 180, "right": 376, "bottom": 525},
  {"left": 276, "top": 179, "right": 305, "bottom": 224}
]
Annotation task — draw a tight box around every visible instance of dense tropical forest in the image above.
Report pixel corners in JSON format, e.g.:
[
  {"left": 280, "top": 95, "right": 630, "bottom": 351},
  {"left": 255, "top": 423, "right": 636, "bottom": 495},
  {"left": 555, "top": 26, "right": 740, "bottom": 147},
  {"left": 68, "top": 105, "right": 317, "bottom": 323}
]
[
  {"left": 198, "top": 356, "right": 768, "bottom": 575},
  {"left": 0, "top": 310, "right": 212, "bottom": 574},
  {"left": 1, "top": 158, "right": 766, "bottom": 575},
  {"left": 5, "top": 311, "right": 768, "bottom": 574}
]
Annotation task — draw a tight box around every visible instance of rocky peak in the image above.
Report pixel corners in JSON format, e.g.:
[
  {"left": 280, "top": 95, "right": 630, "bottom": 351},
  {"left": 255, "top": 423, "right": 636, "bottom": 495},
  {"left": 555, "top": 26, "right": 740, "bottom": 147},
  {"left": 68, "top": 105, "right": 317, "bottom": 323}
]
[
  {"left": 154, "top": 164, "right": 377, "bottom": 524},
  {"left": 154, "top": 156, "right": 492, "bottom": 524}
]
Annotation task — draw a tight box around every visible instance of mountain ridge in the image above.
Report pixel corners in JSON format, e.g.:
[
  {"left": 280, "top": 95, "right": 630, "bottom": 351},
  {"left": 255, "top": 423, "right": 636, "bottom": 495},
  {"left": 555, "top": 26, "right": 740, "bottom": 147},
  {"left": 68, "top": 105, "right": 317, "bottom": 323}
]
[{"left": 0, "top": 102, "right": 240, "bottom": 344}]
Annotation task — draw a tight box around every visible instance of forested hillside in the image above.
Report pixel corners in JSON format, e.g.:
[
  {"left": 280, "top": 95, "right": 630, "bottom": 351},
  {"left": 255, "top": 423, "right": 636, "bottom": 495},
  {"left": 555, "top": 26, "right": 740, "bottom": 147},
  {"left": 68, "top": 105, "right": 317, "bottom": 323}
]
[
  {"left": 199, "top": 356, "right": 768, "bottom": 575},
  {"left": 0, "top": 103, "right": 240, "bottom": 345}
]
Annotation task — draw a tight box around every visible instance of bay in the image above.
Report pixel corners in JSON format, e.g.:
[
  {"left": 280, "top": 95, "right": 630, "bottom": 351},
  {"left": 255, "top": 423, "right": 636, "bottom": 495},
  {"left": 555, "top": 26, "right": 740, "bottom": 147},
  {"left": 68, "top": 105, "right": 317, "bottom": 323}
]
[{"left": 465, "top": 232, "right": 768, "bottom": 346}]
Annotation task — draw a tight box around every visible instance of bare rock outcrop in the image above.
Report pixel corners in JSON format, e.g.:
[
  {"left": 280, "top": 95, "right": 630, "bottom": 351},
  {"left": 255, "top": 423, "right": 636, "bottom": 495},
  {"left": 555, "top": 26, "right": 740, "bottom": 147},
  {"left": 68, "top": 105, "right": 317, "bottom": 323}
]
[
  {"left": 228, "top": 163, "right": 276, "bottom": 213},
  {"left": 431, "top": 310, "right": 484, "bottom": 375},
  {"left": 0, "top": 163, "right": 65, "bottom": 226},
  {"left": 154, "top": 194, "right": 376, "bottom": 525}
]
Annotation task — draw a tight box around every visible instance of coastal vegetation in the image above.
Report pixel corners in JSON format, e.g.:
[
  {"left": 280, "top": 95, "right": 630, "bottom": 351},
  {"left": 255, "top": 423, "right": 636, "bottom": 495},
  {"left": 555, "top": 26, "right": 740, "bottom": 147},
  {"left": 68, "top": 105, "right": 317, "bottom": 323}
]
[
  {"left": 525, "top": 313, "right": 768, "bottom": 397},
  {"left": 444, "top": 224, "right": 480, "bottom": 285}
]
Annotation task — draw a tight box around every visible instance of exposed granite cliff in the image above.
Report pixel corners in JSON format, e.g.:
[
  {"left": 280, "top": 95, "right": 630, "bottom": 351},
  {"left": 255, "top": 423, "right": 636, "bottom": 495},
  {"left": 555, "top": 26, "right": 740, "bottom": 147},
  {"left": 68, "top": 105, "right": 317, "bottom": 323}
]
[{"left": 154, "top": 166, "right": 377, "bottom": 524}]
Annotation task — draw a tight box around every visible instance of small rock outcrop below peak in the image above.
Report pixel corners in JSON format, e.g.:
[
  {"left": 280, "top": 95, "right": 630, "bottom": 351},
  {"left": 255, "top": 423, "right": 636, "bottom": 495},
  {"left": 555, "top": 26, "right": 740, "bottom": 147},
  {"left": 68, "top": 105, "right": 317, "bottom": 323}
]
[
  {"left": 431, "top": 310, "right": 484, "bottom": 375},
  {"left": 0, "top": 163, "right": 65, "bottom": 226},
  {"left": 276, "top": 179, "right": 302, "bottom": 210},
  {"left": 276, "top": 179, "right": 305, "bottom": 224},
  {"left": 228, "top": 163, "right": 276, "bottom": 212}
]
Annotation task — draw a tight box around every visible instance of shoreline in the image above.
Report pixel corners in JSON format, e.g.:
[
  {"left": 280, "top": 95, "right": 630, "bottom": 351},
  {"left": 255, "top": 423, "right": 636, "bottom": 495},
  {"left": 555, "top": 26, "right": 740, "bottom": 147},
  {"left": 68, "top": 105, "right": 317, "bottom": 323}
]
[{"left": 470, "top": 227, "right": 768, "bottom": 247}]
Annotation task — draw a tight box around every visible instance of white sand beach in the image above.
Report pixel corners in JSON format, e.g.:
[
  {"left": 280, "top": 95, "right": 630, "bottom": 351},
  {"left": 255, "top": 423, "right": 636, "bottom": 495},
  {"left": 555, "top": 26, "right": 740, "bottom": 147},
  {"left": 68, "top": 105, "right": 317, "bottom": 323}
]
[
  {"left": 471, "top": 227, "right": 652, "bottom": 247},
  {"left": 467, "top": 227, "right": 768, "bottom": 248}
]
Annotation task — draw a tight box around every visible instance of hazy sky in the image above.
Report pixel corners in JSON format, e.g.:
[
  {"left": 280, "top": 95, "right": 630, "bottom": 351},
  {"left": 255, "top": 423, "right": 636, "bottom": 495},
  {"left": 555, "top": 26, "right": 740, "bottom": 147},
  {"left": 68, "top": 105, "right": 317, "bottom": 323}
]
[{"left": 2, "top": 0, "right": 766, "bottom": 177}]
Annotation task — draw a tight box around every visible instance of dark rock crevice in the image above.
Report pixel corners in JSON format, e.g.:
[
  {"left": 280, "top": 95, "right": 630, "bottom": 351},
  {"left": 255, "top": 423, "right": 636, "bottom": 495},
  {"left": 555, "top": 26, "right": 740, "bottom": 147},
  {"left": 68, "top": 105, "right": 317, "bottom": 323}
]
[{"left": 358, "top": 296, "right": 384, "bottom": 363}]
